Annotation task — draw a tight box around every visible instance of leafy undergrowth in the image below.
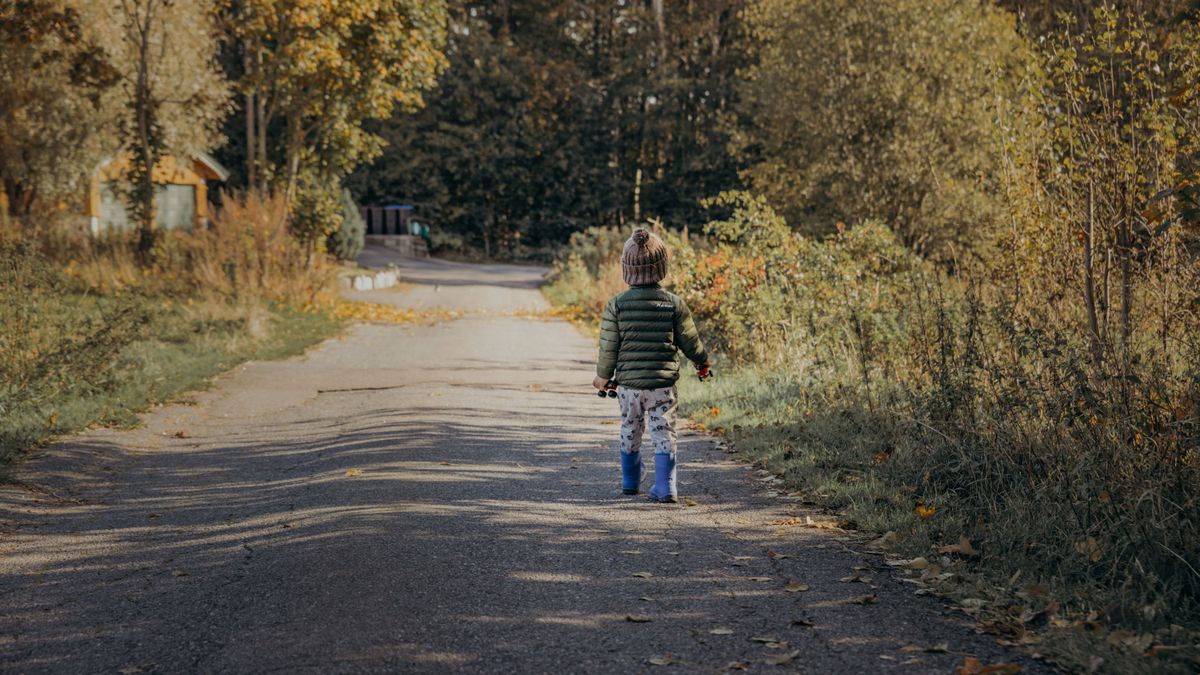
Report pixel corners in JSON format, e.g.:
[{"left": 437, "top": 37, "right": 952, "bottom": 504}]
[{"left": 676, "top": 371, "right": 1200, "bottom": 674}]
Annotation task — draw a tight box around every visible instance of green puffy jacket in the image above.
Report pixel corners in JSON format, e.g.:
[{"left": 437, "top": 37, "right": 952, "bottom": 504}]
[{"left": 596, "top": 284, "right": 710, "bottom": 390}]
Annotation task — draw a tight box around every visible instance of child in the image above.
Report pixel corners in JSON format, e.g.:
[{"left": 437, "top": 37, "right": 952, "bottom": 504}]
[{"left": 593, "top": 228, "right": 711, "bottom": 503}]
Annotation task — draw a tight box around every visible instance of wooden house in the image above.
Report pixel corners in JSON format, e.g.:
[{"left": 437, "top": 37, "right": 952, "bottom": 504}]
[{"left": 86, "top": 152, "right": 229, "bottom": 234}]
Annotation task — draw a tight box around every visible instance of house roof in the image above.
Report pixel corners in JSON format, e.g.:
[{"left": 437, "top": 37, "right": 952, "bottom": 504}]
[{"left": 192, "top": 152, "right": 230, "bottom": 182}]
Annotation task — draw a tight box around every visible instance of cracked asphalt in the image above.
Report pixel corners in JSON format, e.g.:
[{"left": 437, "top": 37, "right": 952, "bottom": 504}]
[{"left": 0, "top": 250, "right": 1053, "bottom": 673}]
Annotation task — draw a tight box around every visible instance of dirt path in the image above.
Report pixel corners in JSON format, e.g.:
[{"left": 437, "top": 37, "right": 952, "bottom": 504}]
[{"left": 0, "top": 251, "right": 1051, "bottom": 673}]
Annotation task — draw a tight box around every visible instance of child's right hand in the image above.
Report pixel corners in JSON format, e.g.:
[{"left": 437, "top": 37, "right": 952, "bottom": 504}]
[{"left": 593, "top": 376, "right": 610, "bottom": 390}]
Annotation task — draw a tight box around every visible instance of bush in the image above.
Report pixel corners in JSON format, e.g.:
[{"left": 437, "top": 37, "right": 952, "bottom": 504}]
[
  {"left": 544, "top": 191, "right": 1200, "bottom": 657},
  {"left": 0, "top": 242, "right": 147, "bottom": 462},
  {"left": 326, "top": 188, "right": 365, "bottom": 261},
  {"left": 289, "top": 173, "right": 343, "bottom": 254}
]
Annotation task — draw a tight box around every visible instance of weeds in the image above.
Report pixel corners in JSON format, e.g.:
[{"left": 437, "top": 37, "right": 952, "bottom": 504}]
[{"left": 0, "top": 190, "right": 343, "bottom": 467}]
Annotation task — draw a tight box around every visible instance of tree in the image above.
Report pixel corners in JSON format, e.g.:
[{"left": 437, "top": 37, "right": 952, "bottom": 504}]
[
  {"left": 736, "top": 0, "right": 1037, "bottom": 262},
  {"left": 350, "top": 0, "right": 748, "bottom": 251},
  {"left": 0, "top": 0, "right": 119, "bottom": 217},
  {"left": 81, "top": 0, "right": 229, "bottom": 256},
  {"left": 216, "top": 0, "right": 449, "bottom": 220}
]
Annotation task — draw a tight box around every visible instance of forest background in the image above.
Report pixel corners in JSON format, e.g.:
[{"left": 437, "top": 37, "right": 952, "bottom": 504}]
[{"left": 2, "top": 1, "right": 1199, "bottom": 672}]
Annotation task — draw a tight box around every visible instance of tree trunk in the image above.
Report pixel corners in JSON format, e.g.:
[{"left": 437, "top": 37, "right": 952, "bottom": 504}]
[
  {"left": 1083, "top": 183, "right": 1103, "bottom": 365},
  {"left": 243, "top": 45, "right": 257, "bottom": 191},
  {"left": 134, "top": 14, "right": 156, "bottom": 259}
]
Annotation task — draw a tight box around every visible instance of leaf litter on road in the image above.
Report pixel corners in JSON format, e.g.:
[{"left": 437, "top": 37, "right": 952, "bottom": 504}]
[
  {"left": 625, "top": 614, "right": 652, "bottom": 623},
  {"left": 784, "top": 580, "right": 810, "bottom": 592},
  {"left": 632, "top": 571, "right": 653, "bottom": 578},
  {"left": 647, "top": 654, "right": 675, "bottom": 666},
  {"left": 765, "top": 650, "right": 801, "bottom": 666},
  {"left": 901, "top": 642, "right": 949, "bottom": 653},
  {"left": 709, "top": 627, "right": 734, "bottom": 635}
]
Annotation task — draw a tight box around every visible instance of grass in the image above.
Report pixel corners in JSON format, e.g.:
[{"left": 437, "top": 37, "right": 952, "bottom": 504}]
[
  {"left": 0, "top": 293, "right": 344, "bottom": 475},
  {"left": 675, "top": 367, "right": 1200, "bottom": 674}
]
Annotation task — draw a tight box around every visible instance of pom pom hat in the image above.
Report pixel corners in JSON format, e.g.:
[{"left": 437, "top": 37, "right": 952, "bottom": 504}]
[{"left": 621, "top": 228, "right": 669, "bottom": 285}]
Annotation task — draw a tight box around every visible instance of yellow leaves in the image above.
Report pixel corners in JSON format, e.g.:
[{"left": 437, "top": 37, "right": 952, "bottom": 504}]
[
  {"left": 915, "top": 503, "right": 938, "bottom": 519},
  {"left": 709, "top": 406, "right": 721, "bottom": 417},
  {"left": 331, "top": 300, "right": 453, "bottom": 325},
  {"left": 344, "top": 468, "right": 363, "bottom": 477}
]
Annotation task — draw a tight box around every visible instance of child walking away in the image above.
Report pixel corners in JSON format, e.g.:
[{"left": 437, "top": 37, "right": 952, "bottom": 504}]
[{"left": 593, "top": 228, "right": 711, "bottom": 503}]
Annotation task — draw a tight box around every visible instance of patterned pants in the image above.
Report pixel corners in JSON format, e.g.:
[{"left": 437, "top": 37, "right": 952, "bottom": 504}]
[{"left": 617, "top": 386, "right": 677, "bottom": 457}]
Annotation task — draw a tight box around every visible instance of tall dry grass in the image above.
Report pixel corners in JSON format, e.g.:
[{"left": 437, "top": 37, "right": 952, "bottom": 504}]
[{"left": 57, "top": 191, "right": 333, "bottom": 307}]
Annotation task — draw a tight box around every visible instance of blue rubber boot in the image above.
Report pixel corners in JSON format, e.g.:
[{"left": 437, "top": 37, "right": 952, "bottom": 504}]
[
  {"left": 648, "top": 453, "right": 677, "bottom": 503},
  {"left": 620, "top": 451, "right": 645, "bottom": 495}
]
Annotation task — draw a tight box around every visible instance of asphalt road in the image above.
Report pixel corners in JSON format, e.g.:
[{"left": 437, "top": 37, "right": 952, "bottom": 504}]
[{"left": 0, "top": 251, "right": 1051, "bottom": 674}]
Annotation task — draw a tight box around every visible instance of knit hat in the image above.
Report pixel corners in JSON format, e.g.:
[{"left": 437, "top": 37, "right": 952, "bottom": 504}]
[{"left": 622, "top": 228, "right": 670, "bottom": 285}]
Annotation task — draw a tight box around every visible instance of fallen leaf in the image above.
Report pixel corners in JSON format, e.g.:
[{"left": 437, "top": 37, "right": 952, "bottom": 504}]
[
  {"left": 784, "top": 581, "right": 810, "bottom": 593},
  {"left": 767, "top": 550, "right": 789, "bottom": 560},
  {"left": 765, "top": 650, "right": 801, "bottom": 666},
  {"left": 748, "top": 576, "right": 772, "bottom": 582},
  {"left": 804, "top": 515, "right": 843, "bottom": 529},
  {"left": 632, "top": 572, "right": 653, "bottom": 578},
  {"left": 724, "top": 662, "right": 750, "bottom": 671},
  {"left": 647, "top": 654, "right": 675, "bottom": 666},
  {"left": 173, "top": 430, "right": 189, "bottom": 439},
  {"left": 170, "top": 569, "right": 189, "bottom": 577},
  {"left": 749, "top": 636, "right": 781, "bottom": 643},
  {"left": 839, "top": 574, "right": 872, "bottom": 584},
  {"left": 620, "top": 550, "right": 642, "bottom": 555},
  {"left": 836, "top": 594, "right": 877, "bottom": 605},
  {"left": 733, "top": 556, "right": 755, "bottom": 561},
  {"left": 639, "top": 596, "right": 654, "bottom": 602},
  {"left": 710, "top": 406, "right": 721, "bottom": 417},
  {"left": 1074, "top": 536, "right": 1102, "bottom": 562},
  {"left": 790, "top": 619, "right": 815, "bottom": 627},
  {"left": 935, "top": 536, "right": 980, "bottom": 557},
  {"left": 683, "top": 498, "right": 699, "bottom": 507},
  {"left": 955, "top": 657, "right": 1022, "bottom": 674},
  {"left": 915, "top": 503, "right": 938, "bottom": 519},
  {"left": 709, "top": 628, "right": 735, "bottom": 635},
  {"left": 439, "top": 461, "right": 453, "bottom": 466},
  {"left": 344, "top": 468, "right": 363, "bottom": 477},
  {"left": 626, "top": 614, "right": 652, "bottom": 623},
  {"left": 902, "top": 643, "right": 950, "bottom": 653},
  {"left": 870, "top": 531, "right": 901, "bottom": 549}
]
